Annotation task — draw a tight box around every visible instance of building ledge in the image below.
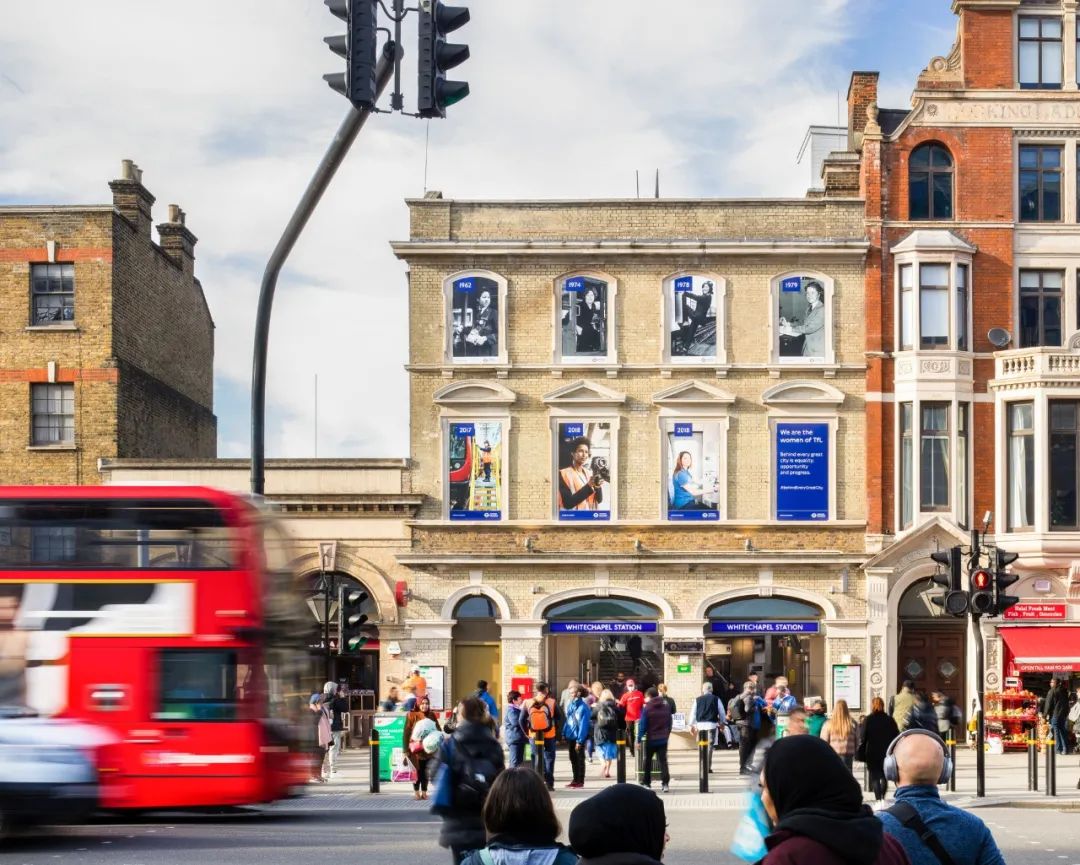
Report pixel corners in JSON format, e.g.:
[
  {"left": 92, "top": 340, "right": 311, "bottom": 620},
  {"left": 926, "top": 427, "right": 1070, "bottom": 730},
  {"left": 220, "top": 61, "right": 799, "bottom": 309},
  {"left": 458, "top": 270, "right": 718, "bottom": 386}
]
[
  {"left": 409, "top": 519, "right": 867, "bottom": 529},
  {"left": 397, "top": 551, "right": 868, "bottom": 568},
  {"left": 24, "top": 324, "right": 79, "bottom": 333},
  {"left": 26, "top": 444, "right": 77, "bottom": 452}
]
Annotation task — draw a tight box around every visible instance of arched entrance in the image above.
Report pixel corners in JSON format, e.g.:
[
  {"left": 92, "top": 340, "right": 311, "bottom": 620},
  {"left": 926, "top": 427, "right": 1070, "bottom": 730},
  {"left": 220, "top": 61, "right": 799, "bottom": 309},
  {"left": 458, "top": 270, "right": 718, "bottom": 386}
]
[
  {"left": 305, "top": 571, "right": 379, "bottom": 692},
  {"left": 704, "top": 597, "right": 826, "bottom": 700},
  {"left": 896, "top": 578, "right": 965, "bottom": 708},
  {"left": 452, "top": 595, "right": 502, "bottom": 711},
  {"left": 543, "top": 597, "right": 663, "bottom": 693}
]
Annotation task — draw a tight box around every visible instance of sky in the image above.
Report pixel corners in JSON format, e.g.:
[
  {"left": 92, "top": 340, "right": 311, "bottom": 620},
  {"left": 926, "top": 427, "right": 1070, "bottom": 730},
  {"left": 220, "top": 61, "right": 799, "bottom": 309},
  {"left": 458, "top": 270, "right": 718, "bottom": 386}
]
[{"left": 0, "top": 1, "right": 957, "bottom": 460}]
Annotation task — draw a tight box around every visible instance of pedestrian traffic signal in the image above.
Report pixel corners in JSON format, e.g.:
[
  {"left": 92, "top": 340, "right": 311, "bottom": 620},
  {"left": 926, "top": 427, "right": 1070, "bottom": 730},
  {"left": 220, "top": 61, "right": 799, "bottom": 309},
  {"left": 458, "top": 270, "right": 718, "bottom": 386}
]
[
  {"left": 339, "top": 586, "right": 371, "bottom": 652},
  {"left": 417, "top": 1, "right": 470, "bottom": 118},
  {"left": 929, "top": 546, "right": 968, "bottom": 617},
  {"left": 323, "top": 0, "right": 380, "bottom": 108},
  {"left": 970, "top": 567, "right": 995, "bottom": 616},
  {"left": 994, "top": 548, "right": 1021, "bottom": 616}
]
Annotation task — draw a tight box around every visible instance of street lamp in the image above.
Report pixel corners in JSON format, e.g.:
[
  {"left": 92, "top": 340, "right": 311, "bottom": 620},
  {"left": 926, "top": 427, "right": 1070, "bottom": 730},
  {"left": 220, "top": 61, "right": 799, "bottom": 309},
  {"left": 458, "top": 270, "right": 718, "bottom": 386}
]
[{"left": 318, "top": 542, "right": 338, "bottom": 682}]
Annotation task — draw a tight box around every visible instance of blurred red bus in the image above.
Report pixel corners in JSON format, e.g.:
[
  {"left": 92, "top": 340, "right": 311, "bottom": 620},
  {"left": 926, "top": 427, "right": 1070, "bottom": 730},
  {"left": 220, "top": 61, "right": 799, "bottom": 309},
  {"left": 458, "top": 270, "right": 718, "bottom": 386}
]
[{"left": 0, "top": 485, "right": 314, "bottom": 810}]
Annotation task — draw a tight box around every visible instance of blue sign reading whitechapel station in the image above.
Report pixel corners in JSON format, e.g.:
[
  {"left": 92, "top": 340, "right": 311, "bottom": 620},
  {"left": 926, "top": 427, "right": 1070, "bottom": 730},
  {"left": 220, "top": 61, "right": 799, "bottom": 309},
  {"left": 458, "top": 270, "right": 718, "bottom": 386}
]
[
  {"left": 549, "top": 622, "right": 658, "bottom": 634},
  {"left": 710, "top": 621, "right": 820, "bottom": 634}
]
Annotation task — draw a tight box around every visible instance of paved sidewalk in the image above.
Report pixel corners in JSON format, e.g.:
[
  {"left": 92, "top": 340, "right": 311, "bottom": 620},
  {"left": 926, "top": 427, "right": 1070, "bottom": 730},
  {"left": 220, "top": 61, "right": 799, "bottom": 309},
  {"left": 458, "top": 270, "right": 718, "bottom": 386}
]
[{"left": 267, "top": 740, "right": 1080, "bottom": 813}]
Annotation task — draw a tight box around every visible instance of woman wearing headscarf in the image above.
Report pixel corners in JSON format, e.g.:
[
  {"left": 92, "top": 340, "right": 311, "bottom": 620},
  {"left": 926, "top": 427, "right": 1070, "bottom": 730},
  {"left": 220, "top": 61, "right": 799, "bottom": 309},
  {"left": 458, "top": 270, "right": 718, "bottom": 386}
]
[
  {"left": 404, "top": 694, "right": 441, "bottom": 800},
  {"left": 858, "top": 697, "right": 900, "bottom": 803},
  {"left": 460, "top": 768, "right": 577, "bottom": 865},
  {"left": 568, "top": 784, "right": 668, "bottom": 865},
  {"left": 757, "top": 735, "right": 908, "bottom": 865}
]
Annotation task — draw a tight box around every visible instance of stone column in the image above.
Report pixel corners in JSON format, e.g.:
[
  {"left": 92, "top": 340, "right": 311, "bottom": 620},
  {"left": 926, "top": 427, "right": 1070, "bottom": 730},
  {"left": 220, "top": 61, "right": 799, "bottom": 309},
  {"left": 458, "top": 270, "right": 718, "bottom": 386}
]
[
  {"left": 402, "top": 620, "right": 453, "bottom": 711},
  {"left": 500, "top": 621, "right": 545, "bottom": 702}
]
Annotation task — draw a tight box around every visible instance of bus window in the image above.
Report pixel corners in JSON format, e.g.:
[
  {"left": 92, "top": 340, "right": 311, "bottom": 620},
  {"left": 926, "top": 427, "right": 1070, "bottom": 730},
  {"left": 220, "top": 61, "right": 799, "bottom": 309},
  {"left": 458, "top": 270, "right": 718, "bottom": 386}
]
[{"left": 155, "top": 649, "right": 240, "bottom": 722}]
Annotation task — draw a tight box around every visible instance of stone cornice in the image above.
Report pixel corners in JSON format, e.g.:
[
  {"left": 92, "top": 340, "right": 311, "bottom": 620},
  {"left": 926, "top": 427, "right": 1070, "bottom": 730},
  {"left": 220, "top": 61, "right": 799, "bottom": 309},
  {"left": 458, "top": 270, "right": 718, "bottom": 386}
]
[{"left": 391, "top": 240, "right": 870, "bottom": 257}]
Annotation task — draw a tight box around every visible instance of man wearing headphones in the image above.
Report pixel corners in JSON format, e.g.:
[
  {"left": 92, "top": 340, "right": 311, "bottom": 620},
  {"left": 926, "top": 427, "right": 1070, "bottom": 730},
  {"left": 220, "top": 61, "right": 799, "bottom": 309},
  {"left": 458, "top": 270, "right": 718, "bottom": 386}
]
[{"left": 876, "top": 729, "right": 1005, "bottom": 865}]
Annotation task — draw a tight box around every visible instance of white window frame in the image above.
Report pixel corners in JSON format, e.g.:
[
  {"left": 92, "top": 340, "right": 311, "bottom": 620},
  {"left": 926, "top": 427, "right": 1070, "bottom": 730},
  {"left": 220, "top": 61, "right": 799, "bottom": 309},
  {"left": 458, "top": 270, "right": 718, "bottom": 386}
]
[
  {"left": 434, "top": 380, "right": 516, "bottom": 523},
  {"left": 762, "top": 381, "right": 844, "bottom": 523},
  {"left": 893, "top": 398, "right": 972, "bottom": 533},
  {"left": 443, "top": 269, "right": 509, "bottom": 366},
  {"left": 767, "top": 270, "right": 836, "bottom": 367},
  {"left": 1013, "top": 256, "right": 1080, "bottom": 349},
  {"left": 30, "top": 382, "right": 75, "bottom": 446},
  {"left": 1016, "top": 11, "right": 1065, "bottom": 90},
  {"left": 552, "top": 270, "right": 618, "bottom": 366},
  {"left": 661, "top": 272, "right": 727, "bottom": 366},
  {"left": 892, "top": 254, "right": 974, "bottom": 354}
]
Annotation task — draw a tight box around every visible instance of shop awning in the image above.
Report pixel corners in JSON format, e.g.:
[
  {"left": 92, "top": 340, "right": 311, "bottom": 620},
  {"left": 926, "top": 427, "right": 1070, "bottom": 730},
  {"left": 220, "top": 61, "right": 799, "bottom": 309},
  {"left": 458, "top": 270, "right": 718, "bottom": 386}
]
[{"left": 1001, "top": 626, "right": 1080, "bottom": 673}]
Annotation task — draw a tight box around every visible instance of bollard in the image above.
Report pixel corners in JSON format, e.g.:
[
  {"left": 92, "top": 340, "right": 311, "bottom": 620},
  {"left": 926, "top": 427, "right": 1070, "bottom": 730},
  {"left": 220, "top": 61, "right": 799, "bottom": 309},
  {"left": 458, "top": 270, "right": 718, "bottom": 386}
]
[
  {"left": 533, "top": 732, "right": 545, "bottom": 779},
  {"left": 616, "top": 738, "right": 627, "bottom": 784},
  {"left": 369, "top": 728, "right": 379, "bottom": 794},
  {"left": 699, "top": 729, "right": 709, "bottom": 794},
  {"left": 1046, "top": 734, "right": 1057, "bottom": 797},
  {"left": 1028, "top": 735, "right": 1037, "bottom": 792},
  {"left": 947, "top": 737, "right": 956, "bottom": 792},
  {"left": 635, "top": 736, "right": 645, "bottom": 785}
]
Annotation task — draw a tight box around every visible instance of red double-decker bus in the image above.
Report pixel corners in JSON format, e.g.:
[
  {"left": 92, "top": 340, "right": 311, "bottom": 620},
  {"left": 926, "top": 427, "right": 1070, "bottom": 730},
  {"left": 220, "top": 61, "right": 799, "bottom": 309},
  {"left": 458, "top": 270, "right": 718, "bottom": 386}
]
[{"left": 0, "top": 485, "right": 314, "bottom": 810}]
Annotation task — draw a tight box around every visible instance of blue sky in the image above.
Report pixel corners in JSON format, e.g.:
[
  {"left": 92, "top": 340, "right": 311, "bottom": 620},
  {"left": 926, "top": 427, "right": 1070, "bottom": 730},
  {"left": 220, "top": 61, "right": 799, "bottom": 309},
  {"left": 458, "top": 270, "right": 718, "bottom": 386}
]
[{"left": 0, "top": 1, "right": 958, "bottom": 460}]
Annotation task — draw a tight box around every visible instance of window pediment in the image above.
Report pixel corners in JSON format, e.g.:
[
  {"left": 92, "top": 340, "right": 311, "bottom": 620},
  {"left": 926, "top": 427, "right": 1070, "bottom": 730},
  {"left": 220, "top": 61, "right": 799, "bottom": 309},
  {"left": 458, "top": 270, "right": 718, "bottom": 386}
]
[
  {"left": 433, "top": 379, "right": 517, "bottom": 407},
  {"left": 762, "top": 380, "right": 845, "bottom": 407},
  {"left": 652, "top": 380, "right": 736, "bottom": 407},
  {"left": 542, "top": 379, "right": 626, "bottom": 408}
]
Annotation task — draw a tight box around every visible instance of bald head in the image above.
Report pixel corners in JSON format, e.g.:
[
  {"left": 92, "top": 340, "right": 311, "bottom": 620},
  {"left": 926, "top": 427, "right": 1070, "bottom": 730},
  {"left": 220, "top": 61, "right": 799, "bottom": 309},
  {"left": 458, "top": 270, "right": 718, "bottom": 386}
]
[{"left": 893, "top": 732, "right": 945, "bottom": 786}]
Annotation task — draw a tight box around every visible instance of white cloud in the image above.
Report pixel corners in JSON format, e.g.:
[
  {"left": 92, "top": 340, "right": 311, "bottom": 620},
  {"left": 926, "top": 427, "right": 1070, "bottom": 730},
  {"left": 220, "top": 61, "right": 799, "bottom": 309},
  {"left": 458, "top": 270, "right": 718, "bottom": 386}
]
[{"left": 0, "top": 0, "right": 861, "bottom": 460}]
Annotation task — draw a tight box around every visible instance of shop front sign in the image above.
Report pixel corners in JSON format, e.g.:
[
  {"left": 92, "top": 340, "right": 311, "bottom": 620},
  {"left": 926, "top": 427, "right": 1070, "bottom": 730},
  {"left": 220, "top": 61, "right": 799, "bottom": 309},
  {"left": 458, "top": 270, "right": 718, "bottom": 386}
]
[
  {"left": 710, "top": 621, "right": 820, "bottom": 634},
  {"left": 1003, "top": 602, "right": 1067, "bottom": 621},
  {"left": 549, "top": 621, "right": 657, "bottom": 634}
]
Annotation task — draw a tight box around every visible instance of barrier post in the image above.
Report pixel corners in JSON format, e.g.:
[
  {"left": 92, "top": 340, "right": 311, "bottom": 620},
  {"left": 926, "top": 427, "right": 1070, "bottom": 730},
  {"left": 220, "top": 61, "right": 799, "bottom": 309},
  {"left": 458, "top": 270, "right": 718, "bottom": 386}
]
[
  {"left": 616, "top": 738, "right": 627, "bottom": 784},
  {"left": 635, "top": 736, "right": 645, "bottom": 785},
  {"left": 369, "top": 728, "right": 379, "bottom": 794},
  {"left": 533, "top": 732, "right": 545, "bottom": 779},
  {"left": 947, "top": 737, "right": 956, "bottom": 792},
  {"left": 1031, "top": 733, "right": 1039, "bottom": 792},
  {"left": 1046, "top": 734, "right": 1057, "bottom": 797},
  {"left": 699, "top": 729, "right": 709, "bottom": 793}
]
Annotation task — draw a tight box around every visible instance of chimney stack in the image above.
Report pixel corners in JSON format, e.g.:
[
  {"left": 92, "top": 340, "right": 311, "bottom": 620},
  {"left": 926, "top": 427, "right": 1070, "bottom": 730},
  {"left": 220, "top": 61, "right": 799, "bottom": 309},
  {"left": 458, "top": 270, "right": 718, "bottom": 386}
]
[
  {"left": 156, "top": 203, "right": 198, "bottom": 278},
  {"left": 846, "top": 71, "right": 879, "bottom": 152},
  {"left": 108, "top": 159, "right": 155, "bottom": 236}
]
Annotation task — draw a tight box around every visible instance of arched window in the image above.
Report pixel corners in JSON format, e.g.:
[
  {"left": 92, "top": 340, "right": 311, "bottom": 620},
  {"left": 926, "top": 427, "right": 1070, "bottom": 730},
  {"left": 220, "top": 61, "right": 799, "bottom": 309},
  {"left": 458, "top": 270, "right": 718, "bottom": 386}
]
[
  {"left": 909, "top": 144, "right": 954, "bottom": 220},
  {"left": 454, "top": 595, "right": 500, "bottom": 619},
  {"left": 706, "top": 597, "right": 823, "bottom": 620},
  {"left": 545, "top": 597, "right": 659, "bottom": 620}
]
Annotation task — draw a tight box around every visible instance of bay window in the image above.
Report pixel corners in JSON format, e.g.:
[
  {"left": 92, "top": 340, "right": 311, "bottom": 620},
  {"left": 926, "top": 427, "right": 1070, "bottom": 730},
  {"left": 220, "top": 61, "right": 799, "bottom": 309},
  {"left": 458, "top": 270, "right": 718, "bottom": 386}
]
[
  {"left": 901, "top": 402, "right": 914, "bottom": 530},
  {"left": 920, "top": 265, "right": 950, "bottom": 350},
  {"left": 956, "top": 265, "right": 968, "bottom": 352},
  {"left": 900, "top": 265, "right": 914, "bottom": 351},
  {"left": 1008, "top": 402, "right": 1035, "bottom": 531},
  {"left": 897, "top": 400, "right": 969, "bottom": 531},
  {"left": 1050, "top": 401, "right": 1078, "bottom": 530},
  {"left": 892, "top": 237, "right": 974, "bottom": 355}
]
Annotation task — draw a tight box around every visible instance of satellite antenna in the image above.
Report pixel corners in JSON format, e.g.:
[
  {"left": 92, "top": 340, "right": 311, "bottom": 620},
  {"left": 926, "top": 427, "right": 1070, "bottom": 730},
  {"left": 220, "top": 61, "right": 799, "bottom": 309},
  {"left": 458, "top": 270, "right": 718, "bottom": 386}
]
[{"left": 988, "top": 327, "right": 1011, "bottom": 349}]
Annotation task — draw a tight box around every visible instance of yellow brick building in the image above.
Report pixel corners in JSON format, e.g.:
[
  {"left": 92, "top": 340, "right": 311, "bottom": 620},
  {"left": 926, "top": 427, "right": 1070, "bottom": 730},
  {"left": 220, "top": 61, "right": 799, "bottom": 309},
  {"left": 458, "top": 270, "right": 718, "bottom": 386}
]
[
  {"left": 0, "top": 160, "right": 216, "bottom": 483},
  {"left": 391, "top": 194, "right": 873, "bottom": 714}
]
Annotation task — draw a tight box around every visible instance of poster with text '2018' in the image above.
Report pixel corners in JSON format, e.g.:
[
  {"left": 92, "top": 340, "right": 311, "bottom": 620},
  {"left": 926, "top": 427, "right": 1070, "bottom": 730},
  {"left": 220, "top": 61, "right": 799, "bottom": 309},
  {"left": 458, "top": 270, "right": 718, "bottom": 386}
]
[{"left": 776, "top": 423, "right": 829, "bottom": 521}]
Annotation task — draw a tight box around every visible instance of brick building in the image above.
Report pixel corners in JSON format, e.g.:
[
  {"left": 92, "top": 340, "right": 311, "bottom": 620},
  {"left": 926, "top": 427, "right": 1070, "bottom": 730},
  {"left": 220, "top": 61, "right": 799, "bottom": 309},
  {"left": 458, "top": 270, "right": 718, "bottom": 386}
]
[
  {"left": 0, "top": 160, "right": 216, "bottom": 483},
  {"left": 391, "top": 196, "right": 871, "bottom": 713},
  {"left": 846, "top": 0, "right": 1080, "bottom": 708}
]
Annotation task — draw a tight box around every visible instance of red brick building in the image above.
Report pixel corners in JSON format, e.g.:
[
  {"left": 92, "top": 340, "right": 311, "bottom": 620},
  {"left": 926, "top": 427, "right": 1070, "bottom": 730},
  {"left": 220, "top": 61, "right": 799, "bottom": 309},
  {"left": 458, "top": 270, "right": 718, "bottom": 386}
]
[{"left": 837, "top": 0, "right": 1080, "bottom": 705}]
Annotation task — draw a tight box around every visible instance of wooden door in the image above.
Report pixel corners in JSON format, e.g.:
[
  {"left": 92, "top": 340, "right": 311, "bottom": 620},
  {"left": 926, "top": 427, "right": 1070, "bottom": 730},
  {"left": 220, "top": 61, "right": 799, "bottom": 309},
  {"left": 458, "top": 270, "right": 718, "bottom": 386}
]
[
  {"left": 452, "top": 643, "right": 502, "bottom": 714},
  {"left": 897, "top": 627, "right": 965, "bottom": 709}
]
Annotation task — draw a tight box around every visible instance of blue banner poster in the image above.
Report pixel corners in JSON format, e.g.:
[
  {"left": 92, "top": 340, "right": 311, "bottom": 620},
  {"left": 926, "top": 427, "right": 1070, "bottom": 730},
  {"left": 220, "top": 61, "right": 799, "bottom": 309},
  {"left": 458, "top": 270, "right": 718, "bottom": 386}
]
[
  {"left": 666, "top": 421, "right": 721, "bottom": 521},
  {"left": 775, "top": 423, "right": 828, "bottom": 521},
  {"left": 557, "top": 421, "right": 612, "bottom": 521},
  {"left": 448, "top": 421, "right": 503, "bottom": 520}
]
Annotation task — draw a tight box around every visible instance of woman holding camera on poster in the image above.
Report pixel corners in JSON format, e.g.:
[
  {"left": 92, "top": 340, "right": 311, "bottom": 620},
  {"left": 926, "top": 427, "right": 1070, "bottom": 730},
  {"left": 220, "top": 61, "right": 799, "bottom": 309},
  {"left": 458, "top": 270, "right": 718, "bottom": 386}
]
[{"left": 558, "top": 436, "right": 607, "bottom": 511}]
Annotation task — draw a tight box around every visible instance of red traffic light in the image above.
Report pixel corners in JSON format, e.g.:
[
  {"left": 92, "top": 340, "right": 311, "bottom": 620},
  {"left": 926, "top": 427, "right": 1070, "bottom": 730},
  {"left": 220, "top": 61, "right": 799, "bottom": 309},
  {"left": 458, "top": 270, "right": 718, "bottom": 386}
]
[{"left": 972, "top": 569, "right": 992, "bottom": 591}]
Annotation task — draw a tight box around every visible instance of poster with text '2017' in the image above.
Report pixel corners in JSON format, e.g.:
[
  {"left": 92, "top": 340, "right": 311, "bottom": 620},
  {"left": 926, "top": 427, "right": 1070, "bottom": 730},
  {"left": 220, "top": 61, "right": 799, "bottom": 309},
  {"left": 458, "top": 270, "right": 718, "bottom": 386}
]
[{"left": 775, "top": 423, "right": 829, "bottom": 521}]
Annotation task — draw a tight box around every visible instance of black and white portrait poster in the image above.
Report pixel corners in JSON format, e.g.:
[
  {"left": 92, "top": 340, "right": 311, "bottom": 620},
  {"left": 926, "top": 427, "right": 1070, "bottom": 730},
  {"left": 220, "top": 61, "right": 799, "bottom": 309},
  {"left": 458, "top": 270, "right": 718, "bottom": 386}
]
[
  {"left": 451, "top": 275, "right": 499, "bottom": 360},
  {"left": 669, "top": 276, "right": 717, "bottom": 359},
  {"left": 777, "top": 276, "right": 826, "bottom": 362},
  {"left": 560, "top": 276, "right": 607, "bottom": 359}
]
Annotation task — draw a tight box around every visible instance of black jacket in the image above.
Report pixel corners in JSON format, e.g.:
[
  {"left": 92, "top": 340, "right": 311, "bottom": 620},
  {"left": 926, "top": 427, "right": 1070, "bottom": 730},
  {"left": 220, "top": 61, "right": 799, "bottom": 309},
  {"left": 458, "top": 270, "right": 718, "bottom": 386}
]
[
  {"left": 1044, "top": 685, "right": 1069, "bottom": 722},
  {"left": 434, "top": 720, "right": 505, "bottom": 850},
  {"left": 859, "top": 712, "right": 900, "bottom": 772},
  {"left": 692, "top": 693, "right": 720, "bottom": 725}
]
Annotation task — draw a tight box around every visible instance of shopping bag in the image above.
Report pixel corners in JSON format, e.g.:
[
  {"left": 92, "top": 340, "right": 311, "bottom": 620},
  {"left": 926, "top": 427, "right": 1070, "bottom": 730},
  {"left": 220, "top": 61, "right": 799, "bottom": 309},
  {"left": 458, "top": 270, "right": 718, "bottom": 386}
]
[
  {"left": 390, "top": 749, "right": 417, "bottom": 783},
  {"left": 729, "top": 791, "right": 770, "bottom": 863}
]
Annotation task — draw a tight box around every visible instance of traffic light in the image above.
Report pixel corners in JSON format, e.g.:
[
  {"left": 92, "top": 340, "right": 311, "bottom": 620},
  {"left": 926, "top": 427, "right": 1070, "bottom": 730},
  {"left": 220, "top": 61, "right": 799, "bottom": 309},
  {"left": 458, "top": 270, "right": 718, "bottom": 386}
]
[
  {"left": 417, "top": 1, "right": 470, "bottom": 118},
  {"left": 324, "top": 0, "right": 380, "bottom": 108},
  {"left": 930, "top": 546, "right": 968, "bottom": 617},
  {"left": 340, "top": 586, "right": 371, "bottom": 652},
  {"left": 970, "top": 567, "right": 995, "bottom": 616},
  {"left": 994, "top": 548, "right": 1021, "bottom": 616}
]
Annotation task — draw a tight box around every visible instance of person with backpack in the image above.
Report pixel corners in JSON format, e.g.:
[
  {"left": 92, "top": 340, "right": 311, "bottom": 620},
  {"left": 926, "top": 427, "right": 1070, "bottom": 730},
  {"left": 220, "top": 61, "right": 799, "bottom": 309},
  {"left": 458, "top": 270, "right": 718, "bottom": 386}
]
[
  {"left": 905, "top": 691, "right": 939, "bottom": 734},
  {"left": 563, "top": 684, "right": 592, "bottom": 788},
  {"left": 460, "top": 768, "right": 577, "bottom": 865},
  {"left": 734, "top": 679, "right": 764, "bottom": 775},
  {"left": 503, "top": 691, "right": 525, "bottom": 769},
  {"left": 593, "top": 687, "right": 620, "bottom": 779},
  {"left": 519, "top": 682, "right": 560, "bottom": 791},
  {"left": 889, "top": 680, "right": 917, "bottom": 731},
  {"left": 431, "top": 696, "right": 506, "bottom": 864}
]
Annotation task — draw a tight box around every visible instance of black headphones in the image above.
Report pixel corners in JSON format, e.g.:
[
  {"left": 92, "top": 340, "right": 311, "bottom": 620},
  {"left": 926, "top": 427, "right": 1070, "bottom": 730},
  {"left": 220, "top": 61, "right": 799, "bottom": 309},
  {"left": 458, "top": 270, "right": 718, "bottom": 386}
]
[{"left": 883, "top": 729, "right": 952, "bottom": 785}]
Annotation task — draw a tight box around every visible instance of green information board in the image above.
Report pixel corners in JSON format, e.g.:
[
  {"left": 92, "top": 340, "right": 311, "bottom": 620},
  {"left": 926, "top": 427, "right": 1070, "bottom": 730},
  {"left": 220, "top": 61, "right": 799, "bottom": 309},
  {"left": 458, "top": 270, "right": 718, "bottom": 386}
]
[
  {"left": 374, "top": 712, "right": 407, "bottom": 782},
  {"left": 677, "top": 663, "right": 692, "bottom": 673}
]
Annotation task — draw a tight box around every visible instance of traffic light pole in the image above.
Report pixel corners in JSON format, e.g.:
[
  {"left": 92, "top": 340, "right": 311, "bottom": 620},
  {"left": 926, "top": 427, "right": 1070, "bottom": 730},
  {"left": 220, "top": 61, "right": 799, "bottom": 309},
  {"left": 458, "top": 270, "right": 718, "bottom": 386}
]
[
  {"left": 971, "top": 610, "right": 985, "bottom": 798},
  {"left": 323, "top": 574, "right": 336, "bottom": 683},
  {"left": 251, "top": 40, "right": 402, "bottom": 496}
]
